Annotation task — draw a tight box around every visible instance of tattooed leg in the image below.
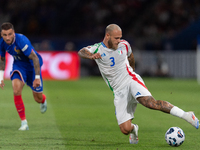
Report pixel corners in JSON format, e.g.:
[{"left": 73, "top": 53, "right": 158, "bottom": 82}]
[
  {"left": 137, "top": 96, "right": 199, "bottom": 129},
  {"left": 137, "top": 96, "right": 174, "bottom": 113}
]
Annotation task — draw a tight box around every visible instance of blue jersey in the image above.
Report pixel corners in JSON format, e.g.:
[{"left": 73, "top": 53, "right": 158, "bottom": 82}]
[{"left": 0, "top": 33, "right": 43, "bottom": 71}]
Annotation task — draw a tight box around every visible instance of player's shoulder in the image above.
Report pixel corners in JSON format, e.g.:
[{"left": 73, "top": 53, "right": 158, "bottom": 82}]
[
  {"left": 120, "top": 39, "right": 130, "bottom": 46},
  {"left": 15, "top": 33, "right": 31, "bottom": 44},
  {"left": 86, "top": 42, "right": 102, "bottom": 50},
  {"left": 119, "top": 39, "right": 131, "bottom": 50},
  {"left": 89, "top": 42, "right": 102, "bottom": 48},
  {"left": 85, "top": 42, "right": 103, "bottom": 53},
  {"left": 15, "top": 33, "right": 27, "bottom": 40}
]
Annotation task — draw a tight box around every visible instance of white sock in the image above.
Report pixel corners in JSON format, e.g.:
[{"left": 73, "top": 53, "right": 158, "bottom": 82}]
[
  {"left": 170, "top": 106, "right": 185, "bottom": 118},
  {"left": 22, "top": 119, "right": 27, "bottom": 123},
  {"left": 130, "top": 123, "right": 135, "bottom": 133}
]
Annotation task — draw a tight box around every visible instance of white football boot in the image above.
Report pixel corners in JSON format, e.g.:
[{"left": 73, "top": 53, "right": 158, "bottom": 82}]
[
  {"left": 40, "top": 100, "right": 47, "bottom": 113},
  {"left": 183, "top": 111, "right": 199, "bottom": 129},
  {"left": 19, "top": 120, "right": 29, "bottom": 131},
  {"left": 129, "top": 124, "right": 139, "bottom": 144}
]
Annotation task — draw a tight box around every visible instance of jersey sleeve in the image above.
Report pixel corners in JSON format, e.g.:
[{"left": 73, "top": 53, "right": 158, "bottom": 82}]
[
  {"left": 121, "top": 40, "right": 132, "bottom": 56},
  {"left": 16, "top": 34, "right": 34, "bottom": 57},
  {"left": 85, "top": 43, "right": 99, "bottom": 54}
]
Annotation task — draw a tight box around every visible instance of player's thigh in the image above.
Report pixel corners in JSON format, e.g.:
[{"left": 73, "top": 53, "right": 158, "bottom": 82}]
[
  {"left": 114, "top": 86, "right": 137, "bottom": 125},
  {"left": 11, "top": 71, "right": 25, "bottom": 95},
  {"left": 129, "top": 76, "right": 152, "bottom": 100}
]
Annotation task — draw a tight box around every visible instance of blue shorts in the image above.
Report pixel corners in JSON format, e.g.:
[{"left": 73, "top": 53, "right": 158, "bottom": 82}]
[{"left": 10, "top": 65, "right": 43, "bottom": 93}]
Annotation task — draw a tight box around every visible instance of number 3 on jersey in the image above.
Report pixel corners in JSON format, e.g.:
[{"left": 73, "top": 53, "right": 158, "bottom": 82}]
[{"left": 110, "top": 57, "right": 115, "bottom": 67}]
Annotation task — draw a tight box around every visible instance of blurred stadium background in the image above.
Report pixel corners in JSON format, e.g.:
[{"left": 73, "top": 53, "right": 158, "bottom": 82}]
[{"left": 1, "top": 0, "right": 200, "bottom": 79}]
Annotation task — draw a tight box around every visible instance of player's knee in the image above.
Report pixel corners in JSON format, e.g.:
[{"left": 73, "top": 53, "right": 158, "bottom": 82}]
[
  {"left": 12, "top": 79, "right": 23, "bottom": 95},
  {"left": 13, "top": 89, "right": 20, "bottom": 95},
  {"left": 119, "top": 124, "right": 132, "bottom": 135},
  {"left": 13, "top": 87, "right": 22, "bottom": 95},
  {"left": 120, "top": 127, "right": 131, "bottom": 135}
]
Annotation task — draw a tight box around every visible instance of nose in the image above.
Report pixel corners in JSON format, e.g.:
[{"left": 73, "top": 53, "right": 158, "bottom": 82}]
[{"left": 5, "top": 36, "right": 10, "bottom": 40}]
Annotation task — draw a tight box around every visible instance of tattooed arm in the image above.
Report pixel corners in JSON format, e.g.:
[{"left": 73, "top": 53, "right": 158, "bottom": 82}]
[
  {"left": 28, "top": 50, "right": 40, "bottom": 88},
  {"left": 78, "top": 47, "right": 102, "bottom": 60},
  {"left": 0, "top": 56, "right": 5, "bottom": 70},
  {"left": 28, "top": 50, "right": 40, "bottom": 75},
  {"left": 128, "top": 52, "right": 135, "bottom": 71},
  {"left": 0, "top": 57, "right": 5, "bottom": 89}
]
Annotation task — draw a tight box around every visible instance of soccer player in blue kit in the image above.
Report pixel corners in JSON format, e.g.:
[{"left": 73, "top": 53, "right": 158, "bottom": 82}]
[{"left": 0, "top": 22, "right": 47, "bottom": 131}]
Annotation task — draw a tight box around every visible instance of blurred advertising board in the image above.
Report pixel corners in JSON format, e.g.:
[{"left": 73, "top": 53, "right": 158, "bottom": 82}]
[{"left": 4, "top": 51, "right": 80, "bottom": 80}]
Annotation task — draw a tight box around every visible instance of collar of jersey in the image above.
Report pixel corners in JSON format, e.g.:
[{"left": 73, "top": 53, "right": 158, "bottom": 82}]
[
  {"left": 101, "top": 42, "right": 107, "bottom": 48},
  {"left": 11, "top": 35, "right": 16, "bottom": 45}
]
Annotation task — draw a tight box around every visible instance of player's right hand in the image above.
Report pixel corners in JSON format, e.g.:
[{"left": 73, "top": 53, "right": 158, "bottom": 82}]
[
  {"left": 91, "top": 53, "right": 102, "bottom": 60},
  {"left": 33, "top": 79, "right": 41, "bottom": 89},
  {"left": 0, "top": 80, "right": 5, "bottom": 90}
]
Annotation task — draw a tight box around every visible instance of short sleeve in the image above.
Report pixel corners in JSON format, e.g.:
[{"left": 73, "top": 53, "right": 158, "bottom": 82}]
[
  {"left": 85, "top": 43, "right": 100, "bottom": 54},
  {"left": 121, "top": 40, "right": 132, "bottom": 56},
  {"left": 16, "top": 34, "right": 34, "bottom": 57}
]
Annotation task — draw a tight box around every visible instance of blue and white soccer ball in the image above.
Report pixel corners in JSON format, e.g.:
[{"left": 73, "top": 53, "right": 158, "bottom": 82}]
[{"left": 165, "top": 127, "right": 185, "bottom": 147}]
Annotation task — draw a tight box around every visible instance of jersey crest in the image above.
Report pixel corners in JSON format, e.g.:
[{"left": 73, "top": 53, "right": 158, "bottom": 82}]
[
  {"left": 14, "top": 46, "right": 21, "bottom": 54},
  {"left": 117, "top": 48, "right": 123, "bottom": 55}
]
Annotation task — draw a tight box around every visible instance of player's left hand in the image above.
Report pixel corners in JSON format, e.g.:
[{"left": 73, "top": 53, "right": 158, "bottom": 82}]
[
  {"left": 33, "top": 79, "right": 41, "bottom": 89},
  {"left": 0, "top": 80, "right": 5, "bottom": 90}
]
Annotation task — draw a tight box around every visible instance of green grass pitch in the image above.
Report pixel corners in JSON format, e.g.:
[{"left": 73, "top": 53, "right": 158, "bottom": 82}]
[{"left": 0, "top": 77, "right": 200, "bottom": 150}]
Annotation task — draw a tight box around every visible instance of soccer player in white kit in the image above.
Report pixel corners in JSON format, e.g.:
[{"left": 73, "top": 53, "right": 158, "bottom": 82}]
[{"left": 78, "top": 24, "right": 199, "bottom": 144}]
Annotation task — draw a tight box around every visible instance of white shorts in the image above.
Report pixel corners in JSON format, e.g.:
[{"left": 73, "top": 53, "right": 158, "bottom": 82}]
[{"left": 114, "top": 74, "right": 152, "bottom": 125}]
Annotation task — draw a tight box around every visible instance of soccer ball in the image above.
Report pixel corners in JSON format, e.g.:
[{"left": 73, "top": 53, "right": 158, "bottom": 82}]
[{"left": 165, "top": 127, "right": 185, "bottom": 147}]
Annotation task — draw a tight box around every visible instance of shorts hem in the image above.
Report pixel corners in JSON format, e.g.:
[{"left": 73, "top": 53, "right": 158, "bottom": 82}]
[
  {"left": 118, "top": 117, "right": 134, "bottom": 125},
  {"left": 10, "top": 70, "right": 25, "bottom": 83}
]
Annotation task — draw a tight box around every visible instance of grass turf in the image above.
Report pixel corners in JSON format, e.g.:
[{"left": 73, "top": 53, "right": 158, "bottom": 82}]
[{"left": 0, "top": 77, "right": 200, "bottom": 150}]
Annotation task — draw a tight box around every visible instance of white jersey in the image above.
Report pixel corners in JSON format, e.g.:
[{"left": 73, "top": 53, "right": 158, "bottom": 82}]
[
  {"left": 85, "top": 40, "right": 151, "bottom": 125},
  {"left": 86, "top": 40, "right": 135, "bottom": 92}
]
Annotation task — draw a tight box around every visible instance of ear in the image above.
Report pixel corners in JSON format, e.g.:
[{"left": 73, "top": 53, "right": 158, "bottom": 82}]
[{"left": 106, "top": 33, "right": 110, "bottom": 39}]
